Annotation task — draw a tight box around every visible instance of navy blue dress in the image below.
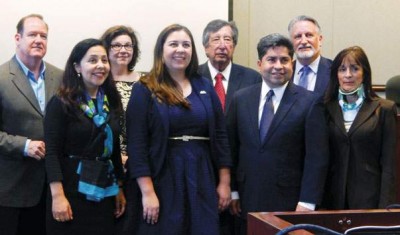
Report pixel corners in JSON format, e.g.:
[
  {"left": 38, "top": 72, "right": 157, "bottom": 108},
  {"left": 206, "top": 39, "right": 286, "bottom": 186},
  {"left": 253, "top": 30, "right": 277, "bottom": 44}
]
[{"left": 136, "top": 91, "right": 219, "bottom": 235}]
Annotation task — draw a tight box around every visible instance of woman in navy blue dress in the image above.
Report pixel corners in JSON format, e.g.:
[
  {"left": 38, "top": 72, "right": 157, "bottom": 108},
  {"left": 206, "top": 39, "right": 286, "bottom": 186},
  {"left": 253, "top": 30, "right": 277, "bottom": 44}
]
[{"left": 125, "top": 24, "right": 232, "bottom": 235}]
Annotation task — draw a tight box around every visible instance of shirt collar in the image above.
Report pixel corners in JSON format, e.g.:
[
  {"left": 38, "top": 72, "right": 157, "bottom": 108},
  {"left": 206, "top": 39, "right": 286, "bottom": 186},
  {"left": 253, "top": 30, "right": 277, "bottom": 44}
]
[
  {"left": 295, "top": 55, "right": 321, "bottom": 75},
  {"left": 15, "top": 55, "right": 46, "bottom": 81},
  {"left": 207, "top": 60, "right": 232, "bottom": 82},
  {"left": 261, "top": 80, "right": 288, "bottom": 102}
]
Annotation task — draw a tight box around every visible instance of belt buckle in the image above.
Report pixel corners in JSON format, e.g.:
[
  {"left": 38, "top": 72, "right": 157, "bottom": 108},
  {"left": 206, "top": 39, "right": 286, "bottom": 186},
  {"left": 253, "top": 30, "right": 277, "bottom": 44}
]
[{"left": 182, "top": 135, "right": 190, "bottom": 141}]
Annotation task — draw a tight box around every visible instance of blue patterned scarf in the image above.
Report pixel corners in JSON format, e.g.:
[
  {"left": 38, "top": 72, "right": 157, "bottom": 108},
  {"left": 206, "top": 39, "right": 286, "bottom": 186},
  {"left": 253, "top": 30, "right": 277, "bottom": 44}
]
[
  {"left": 77, "top": 88, "right": 118, "bottom": 201},
  {"left": 79, "top": 88, "right": 113, "bottom": 158}
]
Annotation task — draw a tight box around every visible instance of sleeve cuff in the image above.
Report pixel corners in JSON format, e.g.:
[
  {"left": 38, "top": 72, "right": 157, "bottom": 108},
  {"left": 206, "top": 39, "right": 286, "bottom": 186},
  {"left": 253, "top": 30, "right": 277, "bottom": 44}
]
[
  {"left": 231, "top": 191, "right": 239, "bottom": 200},
  {"left": 298, "top": 201, "right": 316, "bottom": 210},
  {"left": 24, "top": 139, "right": 31, "bottom": 157}
]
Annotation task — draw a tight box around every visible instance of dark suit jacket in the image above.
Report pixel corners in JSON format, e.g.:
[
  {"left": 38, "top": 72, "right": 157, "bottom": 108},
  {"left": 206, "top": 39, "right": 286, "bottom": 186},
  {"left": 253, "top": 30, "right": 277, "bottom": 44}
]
[
  {"left": 198, "top": 62, "right": 261, "bottom": 114},
  {"left": 324, "top": 98, "right": 397, "bottom": 209},
  {"left": 292, "top": 56, "right": 332, "bottom": 97},
  {"left": 0, "top": 56, "right": 62, "bottom": 207},
  {"left": 126, "top": 75, "right": 232, "bottom": 180},
  {"left": 226, "top": 82, "right": 329, "bottom": 217}
]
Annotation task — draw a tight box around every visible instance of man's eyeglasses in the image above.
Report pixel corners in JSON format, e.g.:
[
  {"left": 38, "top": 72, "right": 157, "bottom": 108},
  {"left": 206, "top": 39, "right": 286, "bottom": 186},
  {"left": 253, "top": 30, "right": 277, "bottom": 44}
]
[{"left": 110, "top": 44, "right": 134, "bottom": 51}]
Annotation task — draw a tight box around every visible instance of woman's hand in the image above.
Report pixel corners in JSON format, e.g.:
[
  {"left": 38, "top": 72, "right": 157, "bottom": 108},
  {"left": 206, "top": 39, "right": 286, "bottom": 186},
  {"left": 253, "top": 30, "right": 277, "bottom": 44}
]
[
  {"left": 114, "top": 188, "right": 126, "bottom": 218},
  {"left": 142, "top": 191, "right": 159, "bottom": 224},
  {"left": 52, "top": 193, "right": 73, "bottom": 222},
  {"left": 217, "top": 167, "right": 231, "bottom": 211},
  {"left": 121, "top": 154, "right": 128, "bottom": 166},
  {"left": 50, "top": 182, "right": 73, "bottom": 222},
  {"left": 217, "top": 182, "right": 231, "bottom": 211},
  {"left": 137, "top": 177, "right": 159, "bottom": 224}
]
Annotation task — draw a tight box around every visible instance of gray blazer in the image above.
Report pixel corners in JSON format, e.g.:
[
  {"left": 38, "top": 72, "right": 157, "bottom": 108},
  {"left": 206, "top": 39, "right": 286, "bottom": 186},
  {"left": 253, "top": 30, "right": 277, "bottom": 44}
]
[{"left": 0, "top": 56, "right": 62, "bottom": 207}]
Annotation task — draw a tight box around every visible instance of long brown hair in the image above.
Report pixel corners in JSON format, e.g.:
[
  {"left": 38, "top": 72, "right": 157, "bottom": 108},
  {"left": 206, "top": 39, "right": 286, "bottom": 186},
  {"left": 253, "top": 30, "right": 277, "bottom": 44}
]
[{"left": 141, "top": 24, "right": 199, "bottom": 108}]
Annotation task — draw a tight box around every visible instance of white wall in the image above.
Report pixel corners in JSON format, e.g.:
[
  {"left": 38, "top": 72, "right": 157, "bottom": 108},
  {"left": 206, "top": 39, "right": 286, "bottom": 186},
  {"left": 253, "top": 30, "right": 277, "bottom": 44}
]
[{"left": 0, "top": 0, "right": 228, "bottom": 71}]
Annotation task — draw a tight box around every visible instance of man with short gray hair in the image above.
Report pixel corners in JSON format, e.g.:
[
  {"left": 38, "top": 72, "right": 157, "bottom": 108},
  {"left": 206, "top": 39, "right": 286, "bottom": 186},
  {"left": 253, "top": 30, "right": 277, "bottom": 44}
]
[
  {"left": 199, "top": 19, "right": 261, "bottom": 235},
  {"left": 199, "top": 19, "right": 261, "bottom": 114},
  {"left": 288, "top": 15, "right": 332, "bottom": 97}
]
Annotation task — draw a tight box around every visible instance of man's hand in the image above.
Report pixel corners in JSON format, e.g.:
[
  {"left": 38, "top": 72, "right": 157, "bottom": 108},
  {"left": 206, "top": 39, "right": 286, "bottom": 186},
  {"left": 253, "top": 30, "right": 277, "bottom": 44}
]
[
  {"left": 230, "top": 199, "right": 241, "bottom": 216},
  {"left": 27, "top": 140, "right": 45, "bottom": 160}
]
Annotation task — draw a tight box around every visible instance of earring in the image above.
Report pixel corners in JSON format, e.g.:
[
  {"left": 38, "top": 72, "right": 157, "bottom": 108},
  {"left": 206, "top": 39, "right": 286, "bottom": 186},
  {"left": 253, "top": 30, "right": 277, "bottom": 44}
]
[{"left": 77, "top": 73, "right": 81, "bottom": 78}]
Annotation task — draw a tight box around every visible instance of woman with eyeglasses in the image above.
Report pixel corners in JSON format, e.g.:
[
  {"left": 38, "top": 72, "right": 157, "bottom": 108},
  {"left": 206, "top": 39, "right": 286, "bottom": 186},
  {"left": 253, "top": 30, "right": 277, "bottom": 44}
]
[
  {"left": 100, "top": 25, "right": 145, "bottom": 234},
  {"left": 101, "top": 25, "right": 144, "bottom": 168},
  {"left": 323, "top": 46, "right": 397, "bottom": 209}
]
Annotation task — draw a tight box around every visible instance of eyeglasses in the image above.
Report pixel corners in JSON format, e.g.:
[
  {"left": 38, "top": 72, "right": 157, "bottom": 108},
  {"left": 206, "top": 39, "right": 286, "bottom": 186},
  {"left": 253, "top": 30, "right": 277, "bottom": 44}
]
[{"left": 110, "top": 44, "right": 134, "bottom": 51}]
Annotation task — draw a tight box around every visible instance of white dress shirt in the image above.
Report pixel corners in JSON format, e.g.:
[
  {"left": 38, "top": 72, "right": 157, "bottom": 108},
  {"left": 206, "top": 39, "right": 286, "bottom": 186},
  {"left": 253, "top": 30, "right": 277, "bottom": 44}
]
[
  {"left": 258, "top": 80, "right": 288, "bottom": 124},
  {"left": 207, "top": 60, "right": 232, "bottom": 92}
]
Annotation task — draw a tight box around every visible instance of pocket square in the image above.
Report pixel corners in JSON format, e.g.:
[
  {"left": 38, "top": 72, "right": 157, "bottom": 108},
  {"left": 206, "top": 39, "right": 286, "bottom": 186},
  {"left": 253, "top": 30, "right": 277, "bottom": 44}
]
[{"left": 199, "top": 90, "right": 207, "bottom": 94}]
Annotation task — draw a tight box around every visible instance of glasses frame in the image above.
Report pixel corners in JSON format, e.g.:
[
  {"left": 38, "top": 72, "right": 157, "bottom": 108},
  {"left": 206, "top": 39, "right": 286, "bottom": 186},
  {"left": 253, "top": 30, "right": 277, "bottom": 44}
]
[{"left": 110, "top": 44, "right": 134, "bottom": 51}]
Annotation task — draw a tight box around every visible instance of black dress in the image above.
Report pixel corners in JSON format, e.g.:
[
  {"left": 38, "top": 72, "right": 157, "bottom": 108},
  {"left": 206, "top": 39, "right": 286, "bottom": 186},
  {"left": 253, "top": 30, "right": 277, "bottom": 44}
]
[{"left": 44, "top": 96, "right": 123, "bottom": 235}]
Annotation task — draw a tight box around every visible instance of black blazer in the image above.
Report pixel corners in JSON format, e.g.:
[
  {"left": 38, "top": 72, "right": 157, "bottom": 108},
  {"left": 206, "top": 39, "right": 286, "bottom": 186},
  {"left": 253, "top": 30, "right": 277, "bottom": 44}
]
[
  {"left": 324, "top": 98, "right": 397, "bottom": 209},
  {"left": 198, "top": 62, "right": 261, "bottom": 114},
  {"left": 44, "top": 95, "right": 124, "bottom": 191},
  {"left": 226, "top": 82, "right": 329, "bottom": 217}
]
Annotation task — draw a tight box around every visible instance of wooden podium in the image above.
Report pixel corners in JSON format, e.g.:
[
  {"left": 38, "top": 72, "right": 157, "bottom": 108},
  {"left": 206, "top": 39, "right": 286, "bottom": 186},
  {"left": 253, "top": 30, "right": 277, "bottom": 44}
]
[{"left": 248, "top": 209, "right": 400, "bottom": 235}]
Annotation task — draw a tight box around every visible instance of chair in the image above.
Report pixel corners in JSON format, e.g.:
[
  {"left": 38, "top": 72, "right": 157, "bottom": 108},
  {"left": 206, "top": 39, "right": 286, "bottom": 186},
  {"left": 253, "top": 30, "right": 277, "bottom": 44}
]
[{"left": 385, "top": 75, "right": 400, "bottom": 110}]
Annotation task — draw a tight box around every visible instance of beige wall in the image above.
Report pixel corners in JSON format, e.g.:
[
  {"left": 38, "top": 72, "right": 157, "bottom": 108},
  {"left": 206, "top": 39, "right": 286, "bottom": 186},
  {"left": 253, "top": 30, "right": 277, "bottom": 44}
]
[
  {"left": 0, "top": 0, "right": 228, "bottom": 72},
  {"left": 233, "top": 0, "right": 400, "bottom": 85}
]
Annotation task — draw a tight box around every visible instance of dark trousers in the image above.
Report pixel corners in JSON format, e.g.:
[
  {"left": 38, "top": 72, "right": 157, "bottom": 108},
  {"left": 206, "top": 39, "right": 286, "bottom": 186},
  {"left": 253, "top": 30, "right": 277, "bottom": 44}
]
[
  {"left": 219, "top": 210, "right": 235, "bottom": 235},
  {"left": 237, "top": 217, "right": 247, "bottom": 235},
  {"left": 0, "top": 192, "right": 46, "bottom": 235}
]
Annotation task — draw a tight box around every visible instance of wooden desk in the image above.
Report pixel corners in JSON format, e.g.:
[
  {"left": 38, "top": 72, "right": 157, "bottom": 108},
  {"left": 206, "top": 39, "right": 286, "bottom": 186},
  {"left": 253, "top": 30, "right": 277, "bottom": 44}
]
[{"left": 248, "top": 209, "right": 400, "bottom": 235}]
